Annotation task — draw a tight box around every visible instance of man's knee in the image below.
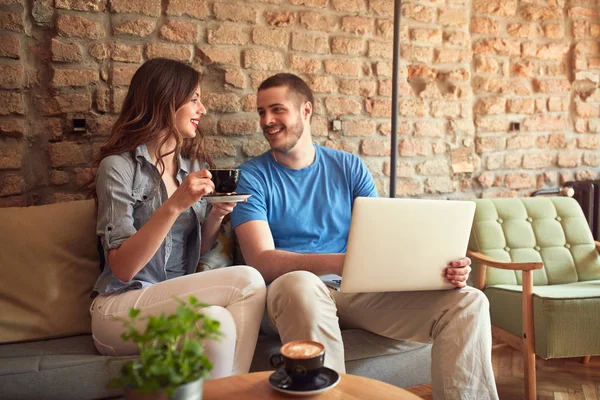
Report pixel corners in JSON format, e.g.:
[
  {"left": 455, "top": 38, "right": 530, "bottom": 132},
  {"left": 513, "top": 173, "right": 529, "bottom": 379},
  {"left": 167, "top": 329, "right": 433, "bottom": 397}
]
[
  {"left": 229, "top": 265, "right": 266, "bottom": 294},
  {"left": 267, "top": 271, "right": 333, "bottom": 317}
]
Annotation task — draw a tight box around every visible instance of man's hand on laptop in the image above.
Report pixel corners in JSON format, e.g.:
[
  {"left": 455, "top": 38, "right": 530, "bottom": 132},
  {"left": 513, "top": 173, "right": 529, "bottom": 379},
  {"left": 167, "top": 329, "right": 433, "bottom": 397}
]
[{"left": 445, "top": 257, "right": 472, "bottom": 288}]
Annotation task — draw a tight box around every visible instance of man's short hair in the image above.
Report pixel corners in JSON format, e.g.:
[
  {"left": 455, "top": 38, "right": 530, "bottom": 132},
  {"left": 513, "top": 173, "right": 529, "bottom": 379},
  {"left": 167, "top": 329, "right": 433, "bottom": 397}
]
[{"left": 258, "top": 73, "right": 315, "bottom": 110}]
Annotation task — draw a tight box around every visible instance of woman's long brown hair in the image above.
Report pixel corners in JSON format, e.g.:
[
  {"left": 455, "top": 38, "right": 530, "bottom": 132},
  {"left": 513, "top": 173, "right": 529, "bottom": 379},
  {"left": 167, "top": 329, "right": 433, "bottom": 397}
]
[{"left": 88, "top": 58, "right": 213, "bottom": 202}]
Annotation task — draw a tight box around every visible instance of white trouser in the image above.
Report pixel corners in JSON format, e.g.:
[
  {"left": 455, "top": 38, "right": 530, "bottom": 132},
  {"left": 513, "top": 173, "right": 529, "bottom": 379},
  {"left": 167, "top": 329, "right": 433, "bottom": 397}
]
[
  {"left": 90, "top": 266, "right": 266, "bottom": 379},
  {"left": 266, "top": 271, "right": 499, "bottom": 400}
]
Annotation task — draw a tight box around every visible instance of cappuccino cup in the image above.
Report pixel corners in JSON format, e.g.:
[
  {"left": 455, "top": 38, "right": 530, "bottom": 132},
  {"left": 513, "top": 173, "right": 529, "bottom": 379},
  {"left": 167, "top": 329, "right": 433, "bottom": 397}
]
[
  {"left": 269, "top": 340, "right": 325, "bottom": 384},
  {"left": 208, "top": 169, "right": 240, "bottom": 194}
]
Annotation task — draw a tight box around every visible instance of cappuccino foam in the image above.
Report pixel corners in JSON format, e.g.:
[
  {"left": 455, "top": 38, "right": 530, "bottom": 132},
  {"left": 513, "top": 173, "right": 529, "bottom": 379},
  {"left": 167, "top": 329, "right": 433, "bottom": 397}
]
[{"left": 282, "top": 341, "right": 324, "bottom": 359}]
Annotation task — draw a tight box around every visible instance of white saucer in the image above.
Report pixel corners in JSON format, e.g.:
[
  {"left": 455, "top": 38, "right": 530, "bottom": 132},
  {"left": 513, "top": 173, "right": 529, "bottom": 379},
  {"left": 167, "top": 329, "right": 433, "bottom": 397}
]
[{"left": 203, "top": 193, "right": 251, "bottom": 203}]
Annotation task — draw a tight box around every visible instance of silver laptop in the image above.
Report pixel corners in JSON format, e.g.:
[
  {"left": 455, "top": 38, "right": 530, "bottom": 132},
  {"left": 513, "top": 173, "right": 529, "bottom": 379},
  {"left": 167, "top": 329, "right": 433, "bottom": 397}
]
[{"left": 321, "top": 197, "right": 476, "bottom": 293}]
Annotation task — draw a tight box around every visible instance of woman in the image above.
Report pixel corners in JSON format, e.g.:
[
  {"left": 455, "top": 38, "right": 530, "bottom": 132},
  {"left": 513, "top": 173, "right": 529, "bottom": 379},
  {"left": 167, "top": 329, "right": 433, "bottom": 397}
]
[{"left": 89, "top": 58, "right": 266, "bottom": 378}]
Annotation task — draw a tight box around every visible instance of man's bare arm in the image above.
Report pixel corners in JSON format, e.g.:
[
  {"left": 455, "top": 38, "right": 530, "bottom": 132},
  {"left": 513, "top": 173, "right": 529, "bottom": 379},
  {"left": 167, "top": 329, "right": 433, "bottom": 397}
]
[{"left": 235, "top": 220, "right": 344, "bottom": 282}]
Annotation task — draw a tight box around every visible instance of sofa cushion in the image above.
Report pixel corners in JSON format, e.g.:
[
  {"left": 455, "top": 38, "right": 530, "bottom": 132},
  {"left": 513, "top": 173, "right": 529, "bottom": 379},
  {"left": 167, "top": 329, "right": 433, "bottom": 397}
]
[
  {"left": 0, "top": 335, "right": 133, "bottom": 400},
  {"left": 0, "top": 200, "right": 100, "bottom": 344},
  {"left": 485, "top": 280, "right": 600, "bottom": 358}
]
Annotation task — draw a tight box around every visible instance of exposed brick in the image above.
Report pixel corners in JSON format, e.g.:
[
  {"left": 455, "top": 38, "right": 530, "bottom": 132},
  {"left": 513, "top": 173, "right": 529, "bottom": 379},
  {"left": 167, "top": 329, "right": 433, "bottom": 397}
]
[
  {"left": 438, "top": 9, "right": 468, "bottom": 27},
  {"left": 218, "top": 119, "right": 259, "bottom": 136},
  {"left": 289, "top": 0, "right": 326, "bottom": 7},
  {"left": 203, "top": 93, "right": 240, "bottom": 113},
  {"left": 145, "top": 44, "right": 192, "bottom": 62},
  {"left": 473, "top": 76, "right": 504, "bottom": 94},
  {"left": 504, "top": 173, "right": 535, "bottom": 189},
  {"left": 197, "top": 47, "right": 239, "bottom": 66},
  {"left": 399, "top": 137, "right": 432, "bottom": 156},
  {"left": 56, "top": 14, "right": 103, "bottom": 39},
  {"left": 376, "top": 19, "right": 402, "bottom": 40},
  {"left": 332, "top": 0, "right": 366, "bottom": 12},
  {"left": 214, "top": 2, "right": 257, "bottom": 23},
  {"left": 470, "top": 17, "right": 499, "bottom": 34},
  {"left": 249, "top": 72, "right": 271, "bottom": 90},
  {"left": 291, "top": 32, "right": 329, "bottom": 54},
  {"left": 533, "top": 79, "right": 571, "bottom": 94},
  {"left": 425, "top": 177, "right": 454, "bottom": 193},
  {"left": 112, "top": 87, "right": 127, "bottom": 112},
  {"left": 0, "top": 65, "right": 24, "bottom": 90},
  {"left": 511, "top": 60, "right": 534, "bottom": 77},
  {"left": 472, "top": 38, "right": 520, "bottom": 56},
  {"left": 342, "top": 120, "right": 375, "bottom": 137},
  {"left": 109, "top": 0, "right": 161, "bottom": 17},
  {"left": 443, "top": 31, "right": 469, "bottom": 47},
  {"left": 434, "top": 49, "right": 471, "bottom": 64},
  {"left": 111, "top": 64, "right": 138, "bottom": 86},
  {"left": 300, "top": 12, "right": 336, "bottom": 32},
  {"left": 252, "top": 27, "right": 289, "bottom": 49},
  {"left": 521, "top": 5, "right": 562, "bottom": 21},
  {"left": 341, "top": 16, "right": 373, "bottom": 35},
  {"left": 449, "top": 119, "right": 475, "bottom": 136},
  {"left": 51, "top": 38, "right": 82, "bottom": 62},
  {"left": 89, "top": 43, "right": 109, "bottom": 61},
  {"left": 207, "top": 25, "right": 248, "bottom": 46},
  {"left": 0, "top": 118, "right": 26, "bottom": 138},
  {"left": 52, "top": 67, "right": 98, "bottom": 87},
  {"left": 474, "top": 0, "right": 517, "bottom": 16},
  {"left": 242, "top": 141, "right": 270, "bottom": 157},
  {"left": 507, "top": 23, "right": 538, "bottom": 38},
  {"left": 523, "top": 115, "right": 568, "bottom": 131},
  {"left": 339, "top": 79, "right": 377, "bottom": 97},
  {"left": 414, "top": 120, "right": 444, "bottom": 137},
  {"left": 325, "top": 97, "right": 362, "bottom": 115},
  {"left": 401, "top": 3, "right": 436, "bottom": 23},
  {"left": 325, "top": 140, "right": 358, "bottom": 154},
  {"left": 548, "top": 97, "right": 569, "bottom": 112},
  {"left": 556, "top": 153, "right": 581, "bottom": 168},
  {"left": 0, "top": 34, "right": 20, "bottom": 59},
  {"left": 544, "top": 23, "right": 564, "bottom": 39},
  {"left": 378, "top": 80, "right": 413, "bottom": 97},
  {"left": 402, "top": 45, "right": 433, "bottom": 63},
  {"left": 476, "top": 136, "right": 506, "bottom": 152},
  {"left": 568, "top": 6, "right": 598, "bottom": 19},
  {"left": 166, "top": 0, "right": 209, "bottom": 19},
  {"left": 535, "top": 43, "right": 567, "bottom": 60},
  {"left": 575, "top": 119, "right": 588, "bottom": 133},
  {"left": 577, "top": 135, "right": 600, "bottom": 149},
  {"left": 312, "top": 116, "right": 328, "bottom": 137},
  {"left": 522, "top": 152, "right": 553, "bottom": 169},
  {"left": 243, "top": 49, "right": 284, "bottom": 71},
  {"left": 574, "top": 40, "right": 599, "bottom": 56},
  {"left": 48, "top": 142, "right": 86, "bottom": 167},
  {"left": 290, "top": 55, "right": 321, "bottom": 74},
  {"left": 324, "top": 60, "right": 362, "bottom": 77},
  {"left": 507, "top": 99, "right": 535, "bottom": 114},
  {"left": 430, "top": 100, "right": 460, "bottom": 117},
  {"left": 160, "top": 20, "right": 199, "bottom": 43},
  {"left": 361, "top": 139, "right": 390, "bottom": 156},
  {"left": 474, "top": 56, "right": 500, "bottom": 74},
  {"left": 55, "top": 0, "right": 106, "bottom": 11},
  {"left": 583, "top": 152, "right": 600, "bottom": 167},
  {"left": 331, "top": 37, "right": 365, "bottom": 55},
  {"left": 474, "top": 97, "right": 506, "bottom": 115},
  {"left": 307, "top": 75, "right": 337, "bottom": 93},
  {"left": 224, "top": 68, "right": 245, "bottom": 89},
  {"left": 395, "top": 179, "right": 424, "bottom": 197},
  {"left": 111, "top": 42, "right": 143, "bottom": 63},
  {"left": 410, "top": 28, "right": 442, "bottom": 44},
  {"left": 575, "top": 99, "right": 599, "bottom": 118},
  {"left": 113, "top": 18, "right": 156, "bottom": 37},
  {"left": 264, "top": 12, "right": 296, "bottom": 27},
  {"left": 32, "top": 0, "right": 53, "bottom": 26},
  {"left": 0, "top": 10, "right": 24, "bottom": 33},
  {"left": 383, "top": 161, "right": 415, "bottom": 178},
  {"left": 36, "top": 91, "right": 91, "bottom": 116},
  {"left": 0, "top": 175, "right": 25, "bottom": 196},
  {"left": 0, "top": 147, "right": 23, "bottom": 169}
]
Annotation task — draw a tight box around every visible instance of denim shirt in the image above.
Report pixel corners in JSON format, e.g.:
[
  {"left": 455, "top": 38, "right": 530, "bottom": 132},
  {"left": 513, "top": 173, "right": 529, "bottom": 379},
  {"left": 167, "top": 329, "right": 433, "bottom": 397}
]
[{"left": 93, "top": 144, "right": 209, "bottom": 296}]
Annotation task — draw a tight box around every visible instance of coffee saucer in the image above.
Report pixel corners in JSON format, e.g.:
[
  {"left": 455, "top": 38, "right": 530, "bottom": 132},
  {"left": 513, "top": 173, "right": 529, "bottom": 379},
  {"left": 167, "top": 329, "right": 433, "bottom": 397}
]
[
  {"left": 268, "top": 367, "right": 340, "bottom": 396},
  {"left": 203, "top": 193, "right": 251, "bottom": 203}
]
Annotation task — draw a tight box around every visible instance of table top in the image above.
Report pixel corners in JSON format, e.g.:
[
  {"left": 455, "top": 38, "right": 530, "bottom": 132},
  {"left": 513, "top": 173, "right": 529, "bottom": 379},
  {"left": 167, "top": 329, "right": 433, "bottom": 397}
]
[{"left": 203, "top": 371, "right": 423, "bottom": 399}]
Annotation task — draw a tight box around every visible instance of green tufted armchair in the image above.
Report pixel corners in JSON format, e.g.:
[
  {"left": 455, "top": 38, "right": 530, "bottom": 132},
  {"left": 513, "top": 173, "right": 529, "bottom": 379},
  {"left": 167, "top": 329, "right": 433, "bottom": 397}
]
[{"left": 467, "top": 196, "right": 600, "bottom": 400}]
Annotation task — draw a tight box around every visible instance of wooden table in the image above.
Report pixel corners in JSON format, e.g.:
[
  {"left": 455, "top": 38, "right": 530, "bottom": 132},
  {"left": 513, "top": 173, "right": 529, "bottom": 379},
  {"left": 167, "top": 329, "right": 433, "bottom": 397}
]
[{"left": 203, "top": 371, "right": 423, "bottom": 399}]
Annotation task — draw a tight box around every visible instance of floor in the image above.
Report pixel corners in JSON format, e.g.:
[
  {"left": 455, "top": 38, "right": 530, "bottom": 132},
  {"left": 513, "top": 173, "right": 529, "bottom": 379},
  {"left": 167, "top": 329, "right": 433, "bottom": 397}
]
[{"left": 406, "top": 344, "right": 600, "bottom": 400}]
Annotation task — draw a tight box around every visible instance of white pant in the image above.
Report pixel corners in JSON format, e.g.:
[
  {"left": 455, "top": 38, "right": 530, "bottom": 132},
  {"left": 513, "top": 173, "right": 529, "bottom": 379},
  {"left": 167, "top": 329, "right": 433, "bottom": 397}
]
[
  {"left": 90, "top": 266, "right": 266, "bottom": 379},
  {"left": 266, "top": 271, "right": 499, "bottom": 400}
]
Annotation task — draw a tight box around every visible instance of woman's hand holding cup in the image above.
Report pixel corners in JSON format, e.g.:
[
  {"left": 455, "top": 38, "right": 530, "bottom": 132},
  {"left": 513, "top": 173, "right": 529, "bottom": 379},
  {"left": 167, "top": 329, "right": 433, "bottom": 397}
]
[{"left": 167, "top": 170, "right": 214, "bottom": 214}]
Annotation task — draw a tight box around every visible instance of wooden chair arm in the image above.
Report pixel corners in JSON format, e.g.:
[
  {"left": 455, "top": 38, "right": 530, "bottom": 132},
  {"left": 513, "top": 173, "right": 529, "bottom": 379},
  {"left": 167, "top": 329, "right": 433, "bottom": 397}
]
[{"left": 467, "top": 250, "right": 544, "bottom": 271}]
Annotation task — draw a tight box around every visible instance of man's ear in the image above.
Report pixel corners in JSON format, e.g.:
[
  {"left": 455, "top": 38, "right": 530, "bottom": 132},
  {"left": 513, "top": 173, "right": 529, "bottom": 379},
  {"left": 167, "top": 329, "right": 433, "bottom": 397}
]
[{"left": 303, "top": 101, "right": 313, "bottom": 121}]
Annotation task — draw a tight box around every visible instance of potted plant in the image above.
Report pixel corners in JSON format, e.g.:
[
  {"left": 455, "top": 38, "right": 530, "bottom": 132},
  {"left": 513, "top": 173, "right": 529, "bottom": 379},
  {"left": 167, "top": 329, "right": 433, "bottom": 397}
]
[{"left": 110, "top": 296, "right": 222, "bottom": 400}]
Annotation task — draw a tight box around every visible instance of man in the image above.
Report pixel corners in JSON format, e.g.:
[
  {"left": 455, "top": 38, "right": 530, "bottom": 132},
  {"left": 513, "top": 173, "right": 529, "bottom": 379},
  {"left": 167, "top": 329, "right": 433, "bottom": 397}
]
[{"left": 230, "top": 73, "right": 498, "bottom": 399}]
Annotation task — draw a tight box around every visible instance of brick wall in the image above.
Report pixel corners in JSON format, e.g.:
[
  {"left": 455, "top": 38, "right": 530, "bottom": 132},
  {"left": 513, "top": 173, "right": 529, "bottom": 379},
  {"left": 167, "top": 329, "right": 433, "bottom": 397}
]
[{"left": 0, "top": 0, "right": 599, "bottom": 206}]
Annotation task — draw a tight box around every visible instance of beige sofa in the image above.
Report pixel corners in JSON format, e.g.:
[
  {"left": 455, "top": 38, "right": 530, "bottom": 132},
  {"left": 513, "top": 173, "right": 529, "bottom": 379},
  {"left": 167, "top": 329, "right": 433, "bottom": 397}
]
[{"left": 0, "top": 200, "right": 431, "bottom": 400}]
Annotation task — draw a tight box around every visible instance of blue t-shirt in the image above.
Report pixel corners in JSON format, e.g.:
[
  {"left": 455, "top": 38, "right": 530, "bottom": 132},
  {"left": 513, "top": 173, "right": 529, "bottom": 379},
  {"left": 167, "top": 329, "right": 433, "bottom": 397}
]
[{"left": 231, "top": 145, "right": 378, "bottom": 254}]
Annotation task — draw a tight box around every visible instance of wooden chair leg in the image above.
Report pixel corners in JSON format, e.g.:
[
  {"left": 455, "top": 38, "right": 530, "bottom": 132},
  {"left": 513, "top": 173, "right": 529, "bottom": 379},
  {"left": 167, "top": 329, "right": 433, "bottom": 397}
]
[
  {"left": 582, "top": 355, "right": 591, "bottom": 364},
  {"left": 522, "top": 271, "right": 536, "bottom": 400}
]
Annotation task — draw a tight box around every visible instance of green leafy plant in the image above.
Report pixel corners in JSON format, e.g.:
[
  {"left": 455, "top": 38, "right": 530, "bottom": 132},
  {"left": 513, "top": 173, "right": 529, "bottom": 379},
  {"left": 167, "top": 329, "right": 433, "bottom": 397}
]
[{"left": 110, "top": 296, "right": 222, "bottom": 397}]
